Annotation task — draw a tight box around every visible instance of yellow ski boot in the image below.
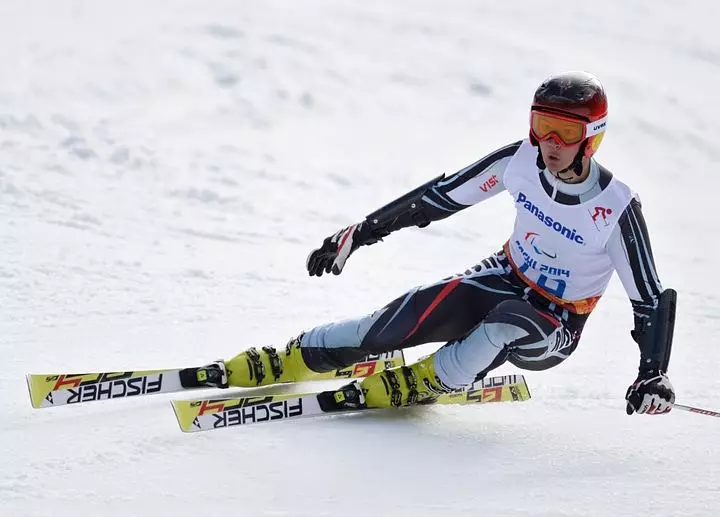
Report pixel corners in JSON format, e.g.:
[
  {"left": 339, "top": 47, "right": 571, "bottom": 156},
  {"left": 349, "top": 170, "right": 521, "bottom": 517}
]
[
  {"left": 224, "top": 335, "right": 319, "bottom": 387},
  {"left": 360, "top": 354, "right": 453, "bottom": 408}
]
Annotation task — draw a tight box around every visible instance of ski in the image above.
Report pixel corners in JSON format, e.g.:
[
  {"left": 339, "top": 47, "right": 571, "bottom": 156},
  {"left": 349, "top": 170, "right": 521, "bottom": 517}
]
[
  {"left": 171, "top": 374, "right": 530, "bottom": 433},
  {"left": 26, "top": 350, "right": 405, "bottom": 409}
]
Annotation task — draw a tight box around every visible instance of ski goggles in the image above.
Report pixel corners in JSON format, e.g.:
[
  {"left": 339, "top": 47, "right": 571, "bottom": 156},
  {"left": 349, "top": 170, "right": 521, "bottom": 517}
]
[{"left": 530, "top": 110, "right": 607, "bottom": 146}]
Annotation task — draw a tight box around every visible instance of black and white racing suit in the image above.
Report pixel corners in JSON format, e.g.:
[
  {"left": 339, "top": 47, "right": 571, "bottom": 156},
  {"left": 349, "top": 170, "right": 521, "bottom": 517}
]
[{"left": 299, "top": 139, "right": 666, "bottom": 388}]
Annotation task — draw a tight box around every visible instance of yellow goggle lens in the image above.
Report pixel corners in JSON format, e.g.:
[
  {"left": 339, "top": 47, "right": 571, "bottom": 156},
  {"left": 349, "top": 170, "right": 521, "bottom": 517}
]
[{"left": 531, "top": 113, "right": 585, "bottom": 145}]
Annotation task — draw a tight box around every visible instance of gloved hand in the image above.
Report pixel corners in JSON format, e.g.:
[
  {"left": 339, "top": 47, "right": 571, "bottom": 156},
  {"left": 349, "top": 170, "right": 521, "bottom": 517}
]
[
  {"left": 625, "top": 368, "right": 675, "bottom": 415},
  {"left": 306, "top": 222, "right": 376, "bottom": 277}
]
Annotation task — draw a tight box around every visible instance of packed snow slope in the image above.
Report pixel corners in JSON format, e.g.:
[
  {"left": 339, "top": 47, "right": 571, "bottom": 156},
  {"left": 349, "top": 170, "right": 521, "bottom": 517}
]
[{"left": 2, "top": 1, "right": 719, "bottom": 515}]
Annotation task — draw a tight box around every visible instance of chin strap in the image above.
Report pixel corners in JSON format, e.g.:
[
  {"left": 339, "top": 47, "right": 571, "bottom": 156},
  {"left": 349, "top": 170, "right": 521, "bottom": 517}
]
[{"left": 569, "top": 141, "right": 587, "bottom": 176}]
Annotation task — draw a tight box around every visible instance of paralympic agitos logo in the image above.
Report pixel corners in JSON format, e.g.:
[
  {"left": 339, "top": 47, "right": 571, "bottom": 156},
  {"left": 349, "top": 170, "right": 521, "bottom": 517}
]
[{"left": 515, "top": 192, "right": 585, "bottom": 244}]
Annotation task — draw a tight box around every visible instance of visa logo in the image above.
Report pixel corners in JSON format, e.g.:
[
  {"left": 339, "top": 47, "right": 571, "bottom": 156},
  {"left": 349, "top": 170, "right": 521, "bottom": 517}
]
[{"left": 480, "top": 175, "right": 499, "bottom": 192}]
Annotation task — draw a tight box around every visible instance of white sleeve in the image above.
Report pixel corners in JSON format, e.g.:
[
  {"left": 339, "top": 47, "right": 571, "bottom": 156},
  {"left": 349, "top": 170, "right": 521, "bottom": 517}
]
[
  {"left": 363, "top": 141, "right": 522, "bottom": 235},
  {"left": 424, "top": 141, "right": 520, "bottom": 211}
]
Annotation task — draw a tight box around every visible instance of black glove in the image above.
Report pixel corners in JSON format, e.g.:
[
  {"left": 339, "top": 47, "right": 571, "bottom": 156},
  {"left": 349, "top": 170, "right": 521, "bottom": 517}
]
[
  {"left": 625, "top": 368, "right": 675, "bottom": 415},
  {"left": 306, "top": 222, "right": 377, "bottom": 277}
]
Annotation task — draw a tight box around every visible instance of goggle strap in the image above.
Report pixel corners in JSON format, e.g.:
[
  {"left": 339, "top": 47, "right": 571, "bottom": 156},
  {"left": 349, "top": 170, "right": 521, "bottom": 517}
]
[{"left": 585, "top": 116, "right": 608, "bottom": 137}]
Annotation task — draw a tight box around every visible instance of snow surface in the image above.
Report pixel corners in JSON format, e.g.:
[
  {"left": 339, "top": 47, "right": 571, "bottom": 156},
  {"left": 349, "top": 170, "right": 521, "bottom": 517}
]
[{"left": 2, "top": 0, "right": 719, "bottom": 515}]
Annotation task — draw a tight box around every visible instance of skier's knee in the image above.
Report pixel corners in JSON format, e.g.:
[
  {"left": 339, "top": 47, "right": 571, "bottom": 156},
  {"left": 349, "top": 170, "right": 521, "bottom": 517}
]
[
  {"left": 479, "top": 300, "right": 537, "bottom": 348},
  {"left": 508, "top": 352, "right": 566, "bottom": 371},
  {"left": 484, "top": 299, "right": 537, "bottom": 324},
  {"left": 508, "top": 325, "right": 578, "bottom": 371}
]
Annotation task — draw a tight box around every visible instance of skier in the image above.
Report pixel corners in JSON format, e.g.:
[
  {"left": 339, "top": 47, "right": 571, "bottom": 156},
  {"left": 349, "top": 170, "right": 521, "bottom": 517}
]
[{"left": 198, "top": 71, "right": 677, "bottom": 416}]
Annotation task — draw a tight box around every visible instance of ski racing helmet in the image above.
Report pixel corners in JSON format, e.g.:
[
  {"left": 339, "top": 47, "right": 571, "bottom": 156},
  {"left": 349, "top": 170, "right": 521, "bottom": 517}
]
[{"left": 529, "top": 71, "right": 608, "bottom": 174}]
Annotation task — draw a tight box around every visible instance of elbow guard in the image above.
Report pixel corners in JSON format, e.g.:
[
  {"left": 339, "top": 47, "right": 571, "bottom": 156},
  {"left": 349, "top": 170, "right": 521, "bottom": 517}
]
[
  {"left": 365, "top": 173, "right": 445, "bottom": 237},
  {"left": 631, "top": 288, "right": 677, "bottom": 372}
]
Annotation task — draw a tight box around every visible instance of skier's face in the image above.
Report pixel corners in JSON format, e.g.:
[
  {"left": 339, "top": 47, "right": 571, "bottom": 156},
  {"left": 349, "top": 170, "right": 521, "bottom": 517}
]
[{"left": 538, "top": 138, "right": 583, "bottom": 174}]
